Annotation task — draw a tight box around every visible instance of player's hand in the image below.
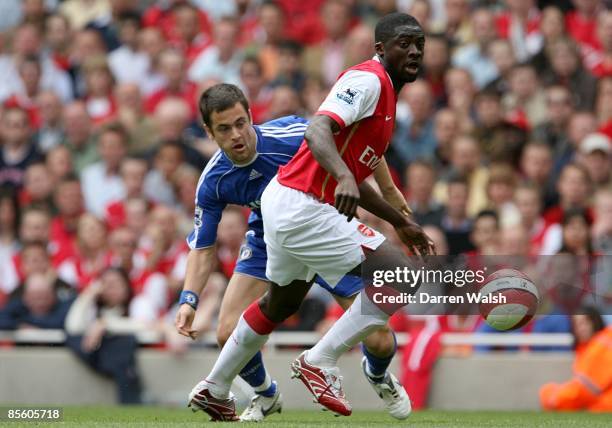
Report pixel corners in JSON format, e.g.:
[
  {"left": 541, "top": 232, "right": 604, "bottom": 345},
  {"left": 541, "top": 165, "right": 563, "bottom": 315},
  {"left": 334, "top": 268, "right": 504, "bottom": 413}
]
[
  {"left": 175, "top": 304, "right": 198, "bottom": 340},
  {"left": 382, "top": 187, "right": 412, "bottom": 218},
  {"left": 335, "top": 175, "right": 360, "bottom": 221},
  {"left": 394, "top": 219, "right": 436, "bottom": 257}
]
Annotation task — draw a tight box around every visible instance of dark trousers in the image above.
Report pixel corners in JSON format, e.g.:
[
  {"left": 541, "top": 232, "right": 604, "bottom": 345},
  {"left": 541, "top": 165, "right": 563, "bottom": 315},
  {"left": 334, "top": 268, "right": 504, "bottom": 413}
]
[{"left": 66, "top": 334, "right": 142, "bottom": 404}]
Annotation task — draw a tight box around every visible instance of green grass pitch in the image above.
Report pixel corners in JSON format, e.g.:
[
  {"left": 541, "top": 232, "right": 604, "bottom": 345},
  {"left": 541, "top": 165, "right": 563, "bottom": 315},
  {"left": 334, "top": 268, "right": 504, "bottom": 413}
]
[{"left": 4, "top": 406, "right": 612, "bottom": 427}]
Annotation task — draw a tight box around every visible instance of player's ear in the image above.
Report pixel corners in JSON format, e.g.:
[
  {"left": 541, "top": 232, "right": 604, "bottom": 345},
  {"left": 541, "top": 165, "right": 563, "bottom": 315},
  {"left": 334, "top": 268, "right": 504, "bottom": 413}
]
[
  {"left": 374, "top": 41, "right": 385, "bottom": 58},
  {"left": 248, "top": 108, "right": 253, "bottom": 124},
  {"left": 203, "top": 123, "right": 214, "bottom": 139}
]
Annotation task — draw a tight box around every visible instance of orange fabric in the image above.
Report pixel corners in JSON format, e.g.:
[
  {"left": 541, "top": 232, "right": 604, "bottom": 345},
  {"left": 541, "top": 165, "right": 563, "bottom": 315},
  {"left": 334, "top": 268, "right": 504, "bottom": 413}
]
[{"left": 540, "top": 327, "right": 612, "bottom": 412}]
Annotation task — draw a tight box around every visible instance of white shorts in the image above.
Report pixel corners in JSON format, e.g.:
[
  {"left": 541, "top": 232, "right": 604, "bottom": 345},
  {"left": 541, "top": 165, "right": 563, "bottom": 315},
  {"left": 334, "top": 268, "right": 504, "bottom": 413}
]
[{"left": 261, "top": 176, "right": 386, "bottom": 287}]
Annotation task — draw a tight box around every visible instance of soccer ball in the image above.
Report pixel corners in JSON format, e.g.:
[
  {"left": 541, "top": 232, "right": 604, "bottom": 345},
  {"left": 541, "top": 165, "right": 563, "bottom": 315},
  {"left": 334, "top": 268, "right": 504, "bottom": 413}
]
[{"left": 478, "top": 268, "right": 539, "bottom": 331}]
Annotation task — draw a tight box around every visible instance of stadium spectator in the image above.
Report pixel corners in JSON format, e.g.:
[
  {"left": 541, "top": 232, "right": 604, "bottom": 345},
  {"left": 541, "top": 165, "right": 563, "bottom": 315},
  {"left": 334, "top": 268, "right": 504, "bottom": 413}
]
[
  {"left": 404, "top": 160, "right": 443, "bottom": 227},
  {"left": 81, "top": 124, "right": 128, "bottom": 217},
  {"left": 452, "top": 8, "right": 498, "bottom": 89},
  {"left": 443, "top": 67, "right": 476, "bottom": 133},
  {"left": 0, "top": 271, "right": 73, "bottom": 330},
  {"left": 151, "top": 97, "right": 207, "bottom": 169},
  {"left": 302, "top": 0, "right": 354, "bottom": 86},
  {"left": 239, "top": 56, "right": 272, "bottom": 125},
  {"left": 435, "top": 135, "right": 488, "bottom": 217},
  {"left": 0, "top": 22, "right": 72, "bottom": 103},
  {"left": 440, "top": 175, "right": 474, "bottom": 255},
  {"left": 188, "top": 16, "right": 242, "bottom": 85},
  {"left": 0, "top": 106, "right": 42, "bottom": 189},
  {"left": 485, "top": 38, "right": 517, "bottom": 95},
  {"left": 390, "top": 79, "right": 436, "bottom": 171},
  {"left": 520, "top": 142, "right": 555, "bottom": 209},
  {"left": 21, "top": 162, "right": 54, "bottom": 211},
  {"left": 592, "top": 188, "right": 612, "bottom": 254},
  {"left": 264, "top": 84, "right": 303, "bottom": 121},
  {"left": 50, "top": 175, "right": 84, "bottom": 260},
  {"left": 503, "top": 63, "right": 548, "bottom": 129},
  {"left": 485, "top": 163, "right": 521, "bottom": 227},
  {"left": 543, "top": 37, "right": 597, "bottom": 110},
  {"left": 143, "top": 141, "right": 183, "bottom": 206},
  {"left": 433, "top": 0, "right": 471, "bottom": 47},
  {"left": 136, "top": 27, "right": 167, "bottom": 96},
  {"left": 57, "top": 213, "right": 108, "bottom": 290},
  {"left": 577, "top": 133, "right": 611, "bottom": 189},
  {"left": 469, "top": 210, "right": 500, "bottom": 256},
  {"left": 105, "top": 157, "right": 149, "bottom": 230},
  {"left": 514, "top": 183, "right": 551, "bottom": 255},
  {"left": 431, "top": 108, "right": 459, "bottom": 167},
  {"left": 145, "top": 49, "right": 197, "bottom": 117},
  {"left": 565, "top": 0, "right": 601, "bottom": 50},
  {"left": 496, "top": 0, "right": 542, "bottom": 62},
  {"left": 420, "top": 33, "right": 449, "bottom": 107},
  {"left": 596, "top": 77, "right": 612, "bottom": 135},
  {"left": 540, "top": 307, "right": 612, "bottom": 411},
  {"left": 472, "top": 88, "right": 528, "bottom": 166},
  {"left": 34, "top": 90, "right": 64, "bottom": 153},
  {"left": 584, "top": 10, "right": 612, "bottom": 79},
  {"left": 142, "top": 0, "right": 211, "bottom": 45},
  {"left": 170, "top": 3, "right": 210, "bottom": 66},
  {"left": 533, "top": 84, "right": 573, "bottom": 149},
  {"left": 531, "top": 6, "right": 565, "bottom": 73},
  {"left": 61, "top": 101, "right": 98, "bottom": 174},
  {"left": 271, "top": 40, "right": 306, "bottom": 92},
  {"left": 81, "top": 55, "right": 117, "bottom": 124},
  {"left": 45, "top": 145, "right": 74, "bottom": 185},
  {"left": 65, "top": 267, "right": 152, "bottom": 404},
  {"left": 113, "top": 83, "right": 156, "bottom": 155},
  {"left": 0, "top": 186, "right": 20, "bottom": 302},
  {"left": 558, "top": 208, "right": 594, "bottom": 256},
  {"left": 44, "top": 13, "right": 72, "bottom": 73}
]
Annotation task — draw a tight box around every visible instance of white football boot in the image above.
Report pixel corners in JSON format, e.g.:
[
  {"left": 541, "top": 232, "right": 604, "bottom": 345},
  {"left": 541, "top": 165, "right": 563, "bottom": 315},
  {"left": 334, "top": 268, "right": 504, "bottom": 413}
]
[
  {"left": 361, "top": 357, "right": 411, "bottom": 420},
  {"left": 239, "top": 383, "right": 283, "bottom": 422}
]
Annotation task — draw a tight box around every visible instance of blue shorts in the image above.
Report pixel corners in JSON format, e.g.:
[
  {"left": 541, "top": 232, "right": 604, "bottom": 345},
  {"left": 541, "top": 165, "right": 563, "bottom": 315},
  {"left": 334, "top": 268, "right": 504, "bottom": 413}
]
[{"left": 234, "top": 233, "right": 362, "bottom": 298}]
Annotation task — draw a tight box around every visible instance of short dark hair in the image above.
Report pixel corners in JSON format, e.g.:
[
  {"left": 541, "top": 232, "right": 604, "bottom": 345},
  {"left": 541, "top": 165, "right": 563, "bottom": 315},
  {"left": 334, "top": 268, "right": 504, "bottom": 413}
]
[
  {"left": 375, "top": 13, "right": 421, "bottom": 44},
  {"left": 198, "top": 83, "right": 250, "bottom": 128},
  {"left": 475, "top": 209, "right": 499, "bottom": 227}
]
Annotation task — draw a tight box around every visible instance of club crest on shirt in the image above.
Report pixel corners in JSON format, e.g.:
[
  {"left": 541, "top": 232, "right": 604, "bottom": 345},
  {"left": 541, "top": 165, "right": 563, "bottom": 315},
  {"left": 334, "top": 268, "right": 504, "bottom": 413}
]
[
  {"left": 336, "top": 87, "right": 361, "bottom": 105},
  {"left": 239, "top": 244, "right": 253, "bottom": 261},
  {"left": 194, "top": 206, "right": 203, "bottom": 228}
]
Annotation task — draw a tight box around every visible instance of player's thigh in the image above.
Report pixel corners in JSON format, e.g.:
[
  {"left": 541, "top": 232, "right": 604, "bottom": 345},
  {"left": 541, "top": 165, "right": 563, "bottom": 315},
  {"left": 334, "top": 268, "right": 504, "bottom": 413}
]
[
  {"left": 365, "top": 240, "right": 422, "bottom": 292},
  {"left": 217, "top": 273, "right": 269, "bottom": 344}
]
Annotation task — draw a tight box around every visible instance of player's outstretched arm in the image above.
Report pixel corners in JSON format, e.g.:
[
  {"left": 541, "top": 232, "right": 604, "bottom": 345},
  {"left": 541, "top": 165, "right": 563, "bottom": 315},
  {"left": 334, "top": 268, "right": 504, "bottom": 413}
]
[
  {"left": 305, "top": 115, "right": 360, "bottom": 220},
  {"left": 373, "top": 156, "right": 412, "bottom": 217},
  {"left": 175, "top": 246, "right": 217, "bottom": 339},
  {"left": 359, "top": 180, "right": 434, "bottom": 255}
]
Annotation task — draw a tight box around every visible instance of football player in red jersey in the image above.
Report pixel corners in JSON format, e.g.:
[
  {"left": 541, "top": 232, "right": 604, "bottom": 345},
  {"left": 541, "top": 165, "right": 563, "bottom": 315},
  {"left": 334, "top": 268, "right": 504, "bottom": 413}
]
[{"left": 190, "top": 13, "right": 434, "bottom": 419}]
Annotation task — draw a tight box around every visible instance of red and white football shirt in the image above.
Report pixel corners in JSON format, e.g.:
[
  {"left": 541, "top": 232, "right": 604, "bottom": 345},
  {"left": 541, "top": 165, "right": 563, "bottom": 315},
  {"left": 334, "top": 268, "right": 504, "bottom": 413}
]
[{"left": 277, "top": 58, "right": 397, "bottom": 205}]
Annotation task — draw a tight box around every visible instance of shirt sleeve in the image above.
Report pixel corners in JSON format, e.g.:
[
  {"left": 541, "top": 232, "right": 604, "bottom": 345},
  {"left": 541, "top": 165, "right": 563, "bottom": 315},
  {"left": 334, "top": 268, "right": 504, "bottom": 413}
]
[
  {"left": 186, "top": 183, "right": 227, "bottom": 250},
  {"left": 316, "top": 70, "right": 382, "bottom": 129}
]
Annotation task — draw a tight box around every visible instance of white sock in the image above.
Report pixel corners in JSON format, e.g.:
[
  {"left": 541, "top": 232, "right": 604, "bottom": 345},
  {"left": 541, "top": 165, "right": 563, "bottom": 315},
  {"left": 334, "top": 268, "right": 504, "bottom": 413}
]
[
  {"left": 306, "top": 291, "right": 389, "bottom": 367},
  {"left": 205, "top": 315, "right": 269, "bottom": 398},
  {"left": 253, "top": 373, "right": 272, "bottom": 393}
]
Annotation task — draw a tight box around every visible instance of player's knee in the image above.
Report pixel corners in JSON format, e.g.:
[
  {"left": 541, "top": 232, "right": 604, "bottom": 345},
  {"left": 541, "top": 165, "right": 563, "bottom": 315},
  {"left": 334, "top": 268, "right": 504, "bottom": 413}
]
[
  {"left": 364, "top": 326, "right": 395, "bottom": 357},
  {"left": 259, "top": 295, "right": 299, "bottom": 323}
]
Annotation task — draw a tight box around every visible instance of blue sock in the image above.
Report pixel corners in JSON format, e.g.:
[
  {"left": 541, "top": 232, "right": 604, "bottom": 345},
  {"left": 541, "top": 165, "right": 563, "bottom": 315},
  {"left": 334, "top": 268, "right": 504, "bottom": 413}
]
[
  {"left": 238, "top": 351, "right": 276, "bottom": 397},
  {"left": 362, "top": 332, "right": 397, "bottom": 383}
]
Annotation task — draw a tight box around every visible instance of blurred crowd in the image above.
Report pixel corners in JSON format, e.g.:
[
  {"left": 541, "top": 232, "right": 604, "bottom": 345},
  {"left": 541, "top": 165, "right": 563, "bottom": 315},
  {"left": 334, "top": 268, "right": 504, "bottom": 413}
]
[{"left": 0, "top": 0, "right": 612, "bottom": 376}]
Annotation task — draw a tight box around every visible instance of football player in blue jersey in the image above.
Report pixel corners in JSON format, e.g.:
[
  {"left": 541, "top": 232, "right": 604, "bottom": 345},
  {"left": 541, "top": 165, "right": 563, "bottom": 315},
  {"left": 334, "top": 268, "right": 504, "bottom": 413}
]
[{"left": 175, "top": 84, "right": 412, "bottom": 421}]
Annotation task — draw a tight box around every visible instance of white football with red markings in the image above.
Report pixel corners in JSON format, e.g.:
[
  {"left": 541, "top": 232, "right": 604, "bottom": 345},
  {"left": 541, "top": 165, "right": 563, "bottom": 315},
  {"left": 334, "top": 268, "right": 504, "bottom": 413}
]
[{"left": 478, "top": 268, "right": 539, "bottom": 331}]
